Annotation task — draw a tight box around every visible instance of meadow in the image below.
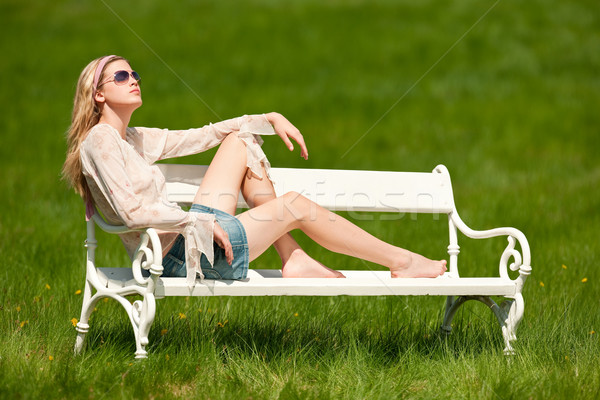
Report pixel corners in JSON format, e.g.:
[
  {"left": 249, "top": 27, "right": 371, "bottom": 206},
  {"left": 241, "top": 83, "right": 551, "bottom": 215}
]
[{"left": 1, "top": 0, "right": 599, "bottom": 398}]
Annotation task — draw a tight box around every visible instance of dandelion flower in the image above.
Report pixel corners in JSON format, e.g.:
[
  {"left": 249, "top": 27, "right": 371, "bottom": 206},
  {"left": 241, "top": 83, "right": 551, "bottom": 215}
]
[
  {"left": 294, "top": 313, "right": 299, "bottom": 317},
  {"left": 165, "top": 354, "right": 170, "bottom": 361},
  {"left": 48, "top": 356, "right": 54, "bottom": 361},
  {"left": 75, "top": 289, "right": 82, "bottom": 295},
  {"left": 71, "top": 318, "right": 78, "bottom": 327},
  {"left": 179, "top": 313, "right": 186, "bottom": 319},
  {"left": 45, "top": 284, "right": 51, "bottom": 290},
  {"left": 562, "top": 264, "right": 567, "bottom": 269},
  {"left": 16, "top": 306, "right": 21, "bottom": 312},
  {"left": 539, "top": 282, "right": 545, "bottom": 287},
  {"left": 160, "top": 329, "right": 168, "bottom": 336},
  {"left": 582, "top": 278, "right": 588, "bottom": 283},
  {"left": 590, "top": 331, "right": 596, "bottom": 335},
  {"left": 20, "top": 320, "right": 28, "bottom": 328}
]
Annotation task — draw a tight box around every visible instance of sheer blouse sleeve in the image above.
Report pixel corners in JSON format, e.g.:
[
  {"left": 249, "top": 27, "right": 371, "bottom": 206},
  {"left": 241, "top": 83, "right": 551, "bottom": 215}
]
[{"left": 130, "top": 114, "right": 277, "bottom": 179}]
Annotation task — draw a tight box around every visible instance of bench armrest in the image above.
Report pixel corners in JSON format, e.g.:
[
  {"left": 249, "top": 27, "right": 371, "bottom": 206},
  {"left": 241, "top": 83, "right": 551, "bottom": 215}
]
[
  {"left": 450, "top": 211, "right": 532, "bottom": 291},
  {"left": 89, "top": 214, "right": 164, "bottom": 285}
]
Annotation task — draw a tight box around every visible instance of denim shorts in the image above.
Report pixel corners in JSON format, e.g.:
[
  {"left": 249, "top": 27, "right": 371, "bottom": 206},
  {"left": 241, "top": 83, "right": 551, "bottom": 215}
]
[{"left": 162, "top": 204, "right": 249, "bottom": 280}]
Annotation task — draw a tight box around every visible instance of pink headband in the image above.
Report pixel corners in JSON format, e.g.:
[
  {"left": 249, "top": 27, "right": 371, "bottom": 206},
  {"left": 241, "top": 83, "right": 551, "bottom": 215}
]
[{"left": 93, "top": 55, "right": 116, "bottom": 91}]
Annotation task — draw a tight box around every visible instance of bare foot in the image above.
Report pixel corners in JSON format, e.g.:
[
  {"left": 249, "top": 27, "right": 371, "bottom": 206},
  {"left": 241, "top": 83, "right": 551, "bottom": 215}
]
[
  {"left": 281, "top": 249, "right": 345, "bottom": 278},
  {"left": 390, "top": 252, "right": 447, "bottom": 278}
]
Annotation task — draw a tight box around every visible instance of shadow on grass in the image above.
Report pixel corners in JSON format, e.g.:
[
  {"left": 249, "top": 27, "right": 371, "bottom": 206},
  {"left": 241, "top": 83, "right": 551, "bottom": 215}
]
[{"left": 81, "top": 300, "right": 507, "bottom": 363}]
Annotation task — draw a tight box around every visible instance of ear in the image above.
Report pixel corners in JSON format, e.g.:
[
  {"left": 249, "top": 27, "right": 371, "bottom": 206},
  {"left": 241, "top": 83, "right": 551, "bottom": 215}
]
[{"left": 94, "top": 90, "right": 105, "bottom": 104}]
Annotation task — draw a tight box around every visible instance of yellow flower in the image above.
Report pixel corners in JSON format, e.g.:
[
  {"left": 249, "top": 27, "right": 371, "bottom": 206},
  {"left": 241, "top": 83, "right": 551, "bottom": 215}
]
[
  {"left": 216, "top": 320, "right": 228, "bottom": 328},
  {"left": 562, "top": 264, "right": 567, "bottom": 269},
  {"left": 48, "top": 356, "right": 54, "bottom": 361},
  {"left": 16, "top": 306, "right": 21, "bottom": 312},
  {"left": 75, "top": 289, "right": 82, "bottom": 295},
  {"left": 590, "top": 331, "right": 596, "bottom": 335},
  {"left": 165, "top": 354, "right": 170, "bottom": 361},
  {"left": 582, "top": 278, "right": 588, "bottom": 283},
  {"left": 160, "top": 329, "right": 168, "bottom": 336},
  {"left": 178, "top": 313, "right": 186, "bottom": 319},
  {"left": 20, "top": 320, "right": 28, "bottom": 328},
  {"left": 45, "top": 284, "right": 51, "bottom": 290},
  {"left": 294, "top": 313, "right": 299, "bottom": 317},
  {"left": 539, "top": 281, "right": 545, "bottom": 287},
  {"left": 71, "top": 318, "right": 78, "bottom": 327}
]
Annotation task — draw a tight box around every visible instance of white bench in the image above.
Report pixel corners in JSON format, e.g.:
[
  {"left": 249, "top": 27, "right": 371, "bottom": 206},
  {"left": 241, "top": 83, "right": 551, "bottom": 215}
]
[{"left": 74, "top": 164, "right": 531, "bottom": 358}]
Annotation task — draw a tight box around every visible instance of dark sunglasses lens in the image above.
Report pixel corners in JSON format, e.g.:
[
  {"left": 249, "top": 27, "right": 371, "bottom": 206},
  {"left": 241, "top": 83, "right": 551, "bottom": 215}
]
[
  {"left": 131, "top": 71, "right": 141, "bottom": 82},
  {"left": 114, "top": 70, "right": 130, "bottom": 84}
]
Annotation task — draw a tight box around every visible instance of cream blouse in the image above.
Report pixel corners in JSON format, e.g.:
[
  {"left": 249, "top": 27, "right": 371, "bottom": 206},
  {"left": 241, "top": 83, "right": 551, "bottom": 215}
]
[{"left": 80, "top": 114, "right": 276, "bottom": 284}]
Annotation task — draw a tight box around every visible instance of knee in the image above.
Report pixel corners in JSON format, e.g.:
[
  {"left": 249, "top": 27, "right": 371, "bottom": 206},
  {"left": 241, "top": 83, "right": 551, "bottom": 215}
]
[
  {"left": 281, "top": 191, "right": 312, "bottom": 221},
  {"left": 222, "top": 132, "right": 247, "bottom": 150},
  {"left": 282, "top": 191, "right": 305, "bottom": 203}
]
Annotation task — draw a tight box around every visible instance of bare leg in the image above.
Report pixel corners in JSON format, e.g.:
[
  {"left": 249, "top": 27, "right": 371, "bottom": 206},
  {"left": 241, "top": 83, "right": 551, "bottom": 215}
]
[
  {"left": 240, "top": 163, "right": 343, "bottom": 278},
  {"left": 193, "top": 134, "right": 342, "bottom": 277},
  {"left": 237, "top": 192, "right": 447, "bottom": 278}
]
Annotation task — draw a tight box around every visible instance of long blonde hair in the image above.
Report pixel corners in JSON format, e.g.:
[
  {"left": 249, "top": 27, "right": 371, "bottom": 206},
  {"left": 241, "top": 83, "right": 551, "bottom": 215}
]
[{"left": 62, "top": 55, "right": 125, "bottom": 200}]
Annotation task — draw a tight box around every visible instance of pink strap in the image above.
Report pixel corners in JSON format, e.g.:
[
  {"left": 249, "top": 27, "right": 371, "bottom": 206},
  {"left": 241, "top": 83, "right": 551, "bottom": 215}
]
[
  {"left": 85, "top": 199, "right": 95, "bottom": 221},
  {"left": 93, "top": 55, "right": 116, "bottom": 91}
]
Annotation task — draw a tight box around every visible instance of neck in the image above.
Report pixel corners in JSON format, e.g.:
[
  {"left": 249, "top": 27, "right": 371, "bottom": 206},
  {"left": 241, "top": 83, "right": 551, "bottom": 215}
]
[{"left": 98, "top": 107, "right": 133, "bottom": 139}]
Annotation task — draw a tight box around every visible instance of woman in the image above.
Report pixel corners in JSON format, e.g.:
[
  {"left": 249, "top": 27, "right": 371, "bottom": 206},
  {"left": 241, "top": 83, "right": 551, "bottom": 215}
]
[{"left": 63, "top": 55, "right": 447, "bottom": 283}]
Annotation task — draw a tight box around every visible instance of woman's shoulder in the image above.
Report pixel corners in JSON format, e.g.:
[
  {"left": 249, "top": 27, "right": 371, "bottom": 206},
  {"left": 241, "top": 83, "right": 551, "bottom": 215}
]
[{"left": 82, "top": 124, "right": 123, "bottom": 152}]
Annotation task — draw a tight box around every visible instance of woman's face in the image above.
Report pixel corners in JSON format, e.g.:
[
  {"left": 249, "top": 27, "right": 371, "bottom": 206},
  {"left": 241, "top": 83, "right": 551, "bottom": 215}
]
[{"left": 96, "top": 60, "right": 142, "bottom": 110}]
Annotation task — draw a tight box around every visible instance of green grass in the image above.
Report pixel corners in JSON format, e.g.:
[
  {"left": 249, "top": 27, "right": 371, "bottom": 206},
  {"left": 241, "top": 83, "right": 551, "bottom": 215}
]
[{"left": 1, "top": 0, "right": 599, "bottom": 398}]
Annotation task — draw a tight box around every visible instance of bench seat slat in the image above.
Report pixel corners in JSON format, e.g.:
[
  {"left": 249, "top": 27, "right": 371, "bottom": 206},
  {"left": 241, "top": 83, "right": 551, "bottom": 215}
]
[{"left": 97, "top": 268, "right": 516, "bottom": 297}]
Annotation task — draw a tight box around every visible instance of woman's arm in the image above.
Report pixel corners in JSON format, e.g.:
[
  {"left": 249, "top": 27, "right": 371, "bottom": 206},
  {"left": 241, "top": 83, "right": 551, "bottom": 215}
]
[{"left": 133, "top": 113, "right": 308, "bottom": 163}]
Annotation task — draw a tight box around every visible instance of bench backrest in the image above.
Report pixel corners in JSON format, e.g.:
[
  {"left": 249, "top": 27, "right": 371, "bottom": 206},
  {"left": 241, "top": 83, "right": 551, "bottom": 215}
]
[{"left": 157, "top": 164, "right": 456, "bottom": 214}]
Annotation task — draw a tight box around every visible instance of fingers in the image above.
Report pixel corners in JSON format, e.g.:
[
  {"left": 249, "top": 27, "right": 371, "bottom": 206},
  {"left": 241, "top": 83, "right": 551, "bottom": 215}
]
[
  {"left": 279, "top": 127, "right": 309, "bottom": 160},
  {"left": 270, "top": 113, "right": 309, "bottom": 160},
  {"left": 214, "top": 222, "right": 234, "bottom": 265}
]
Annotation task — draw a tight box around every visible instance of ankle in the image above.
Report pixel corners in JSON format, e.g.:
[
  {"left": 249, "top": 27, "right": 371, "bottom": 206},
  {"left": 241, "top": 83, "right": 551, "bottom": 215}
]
[{"left": 389, "top": 250, "right": 412, "bottom": 271}]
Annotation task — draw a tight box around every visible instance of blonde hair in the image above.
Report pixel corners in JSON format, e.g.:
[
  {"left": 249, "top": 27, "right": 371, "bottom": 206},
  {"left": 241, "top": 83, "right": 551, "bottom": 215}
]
[{"left": 62, "top": 55, "right": 125, "bottom": 200}]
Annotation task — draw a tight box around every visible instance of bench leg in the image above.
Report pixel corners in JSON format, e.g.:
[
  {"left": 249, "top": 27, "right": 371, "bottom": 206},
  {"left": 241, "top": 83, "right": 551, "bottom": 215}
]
[
  {"left": 441, "top": 295, "right": 524, "bottom": 355},
  {"left": 102, "top": 292, "right": 156, "bottom": 359},
  {"left": 73, "top": 279, "right": 156, "bottom": 358},
  {"left": 74, "top": 280, "right": 94, "bottom": 355},
  {"left": 130, "top": 294, "right": 157, "bottom": 359}
]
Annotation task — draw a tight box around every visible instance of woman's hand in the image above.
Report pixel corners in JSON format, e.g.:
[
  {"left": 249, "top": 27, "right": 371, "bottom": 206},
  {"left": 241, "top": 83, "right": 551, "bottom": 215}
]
[
  {"left": 265, "top": 112, "right": 308, "bottom": 160},
  {"left": 213, "top": 221, "right": 233, "bottom": 265}
]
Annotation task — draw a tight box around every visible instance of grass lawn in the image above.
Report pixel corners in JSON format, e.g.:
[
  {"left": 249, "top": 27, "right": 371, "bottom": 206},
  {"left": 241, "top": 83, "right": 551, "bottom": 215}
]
[{"left": 1, "top": 0, "right": 599, "bottom": 398}]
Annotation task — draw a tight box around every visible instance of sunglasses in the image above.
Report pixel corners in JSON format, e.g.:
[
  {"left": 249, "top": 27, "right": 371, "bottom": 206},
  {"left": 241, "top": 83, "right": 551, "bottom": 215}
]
[{"left": 99, "top": 70, "right": 141, "bottom": 87}]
